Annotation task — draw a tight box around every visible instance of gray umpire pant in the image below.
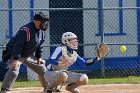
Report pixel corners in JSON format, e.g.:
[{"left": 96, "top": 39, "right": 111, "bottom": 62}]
[{"left": 1, "top": 55, "right": 47, "bottom": 90}]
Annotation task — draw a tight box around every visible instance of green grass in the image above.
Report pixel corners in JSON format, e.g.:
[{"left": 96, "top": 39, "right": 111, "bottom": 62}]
[
  {"left": 0, "top": 76, "right": 140, "bottom": 88},
  {"left": 89, "top": 76, "right": 140, "bottom": 84},
  {"left": 0, "top": 80, "right": 41, "bottom": 88}
]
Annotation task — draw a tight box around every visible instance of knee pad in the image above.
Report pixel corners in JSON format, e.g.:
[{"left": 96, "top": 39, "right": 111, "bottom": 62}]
[
  {"left": 79, "top": 74, "right": 88, "bottom": 85},
  {"left": 56, "top": 71, "right": 68, "bottom": 85}
]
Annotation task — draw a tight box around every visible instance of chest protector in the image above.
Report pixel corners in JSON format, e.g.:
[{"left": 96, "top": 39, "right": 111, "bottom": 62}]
[{"left": 52, "top": 46, "right": 78, "bottom": 71}]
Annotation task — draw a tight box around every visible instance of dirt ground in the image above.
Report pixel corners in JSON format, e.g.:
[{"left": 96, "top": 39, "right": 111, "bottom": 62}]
[{"left": 11, "top": 84, "right": 140, "bottom": 93}]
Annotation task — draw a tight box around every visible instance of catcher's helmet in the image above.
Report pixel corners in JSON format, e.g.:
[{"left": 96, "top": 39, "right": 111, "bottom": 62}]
[
  {"left": 34, "top": 12, "right": 49, "bottom": 21},
  {"left": 62, "top": 32, "right": 78, "bottom": 50}
]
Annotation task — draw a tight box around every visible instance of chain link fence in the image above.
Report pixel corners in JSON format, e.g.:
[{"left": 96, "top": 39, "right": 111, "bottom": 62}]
[{"left": 0, "top": 0, "right": 140, "bottom": 85}]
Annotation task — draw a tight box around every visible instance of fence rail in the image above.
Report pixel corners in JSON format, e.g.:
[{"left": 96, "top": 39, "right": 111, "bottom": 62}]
[{"left": 1, "top": 7, "right": 140, "bottom": 11}]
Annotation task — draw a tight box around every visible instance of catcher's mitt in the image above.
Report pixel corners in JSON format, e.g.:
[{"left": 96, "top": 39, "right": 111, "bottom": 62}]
[{"left": 96, "top": 43, "right": 109, "bottom": 59}]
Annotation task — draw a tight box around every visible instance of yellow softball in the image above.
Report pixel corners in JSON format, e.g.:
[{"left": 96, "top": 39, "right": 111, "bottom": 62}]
[{"left": 119, "top": 45, "right": 127, "bottom": 53}]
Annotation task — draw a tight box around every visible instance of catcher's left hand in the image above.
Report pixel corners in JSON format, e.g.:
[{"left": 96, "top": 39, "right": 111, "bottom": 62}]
[{"left": 96, "top": 43, "right": 109, "bottom": 60}]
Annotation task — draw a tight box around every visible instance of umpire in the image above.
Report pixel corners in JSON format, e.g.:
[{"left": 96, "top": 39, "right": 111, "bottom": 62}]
[{"left": 0, "top": 12, "right": 49, "bottom": 93}]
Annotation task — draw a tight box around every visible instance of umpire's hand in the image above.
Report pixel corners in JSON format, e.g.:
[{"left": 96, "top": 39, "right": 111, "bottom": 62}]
[{"left": 10, "top": 60, "right": 20, "bottom": 69}]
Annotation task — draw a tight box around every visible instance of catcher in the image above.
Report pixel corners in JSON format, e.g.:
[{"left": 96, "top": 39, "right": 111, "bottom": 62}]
[{"left": 44, "top": 32, "right": 109, "bottom": 93}]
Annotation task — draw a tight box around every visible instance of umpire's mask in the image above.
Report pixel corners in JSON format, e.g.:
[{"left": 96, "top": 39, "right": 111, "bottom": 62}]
[
  {"left": 40, "top": 20, "right": 49, "bottom": 31},
  {"left": 34, "top": 12, "right": 49, "bottom": 31}
]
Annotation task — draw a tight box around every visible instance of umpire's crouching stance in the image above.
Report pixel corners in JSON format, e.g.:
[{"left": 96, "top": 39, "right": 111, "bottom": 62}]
[{"left": 0, "top": 12, "right": 49, "bottom": 93}]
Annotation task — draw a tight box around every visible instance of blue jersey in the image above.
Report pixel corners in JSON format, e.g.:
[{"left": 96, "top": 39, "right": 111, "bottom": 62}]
[{"left": 46, "top": 46, "right": 91, "bottom": 71}]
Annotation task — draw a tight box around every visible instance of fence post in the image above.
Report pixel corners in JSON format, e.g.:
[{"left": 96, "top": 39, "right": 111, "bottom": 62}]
[{"left": 99, "top": 0, "right": 105, "bottom": 78}]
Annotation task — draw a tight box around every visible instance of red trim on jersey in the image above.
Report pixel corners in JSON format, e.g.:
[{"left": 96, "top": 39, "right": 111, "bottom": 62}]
[{"left": 21, "top": 27, "right": 30, "bottom": 42}]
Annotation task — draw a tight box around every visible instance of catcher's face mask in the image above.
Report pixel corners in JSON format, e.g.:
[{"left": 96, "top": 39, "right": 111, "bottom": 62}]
[{"left": 40, "top": 21, "right": 49, "bottom": 31}]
